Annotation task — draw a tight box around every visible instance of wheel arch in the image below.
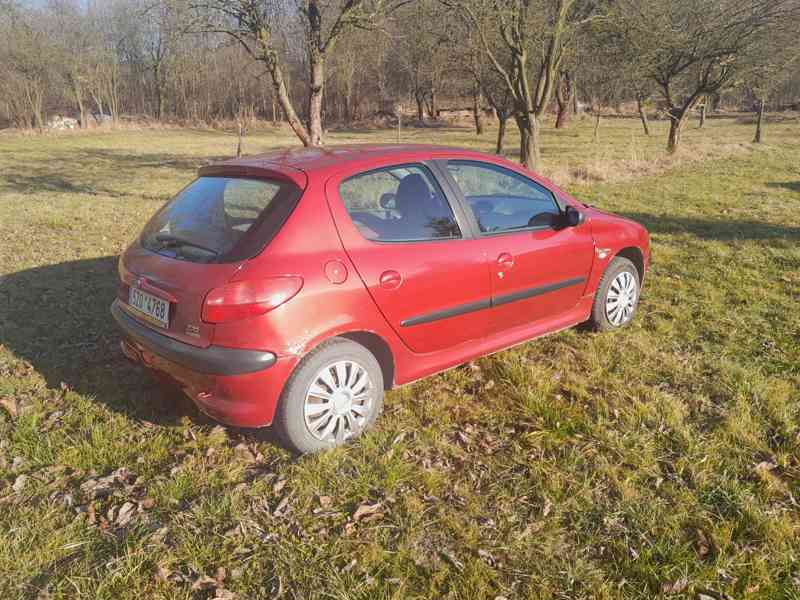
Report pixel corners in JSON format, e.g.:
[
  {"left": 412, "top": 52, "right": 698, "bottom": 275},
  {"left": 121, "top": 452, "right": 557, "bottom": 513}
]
[
  {"left": 615, "top": 246, "right": 645, "bottom": 283},
  {"left": 337, "top": 331, "right": 395, "bottom": 390}
]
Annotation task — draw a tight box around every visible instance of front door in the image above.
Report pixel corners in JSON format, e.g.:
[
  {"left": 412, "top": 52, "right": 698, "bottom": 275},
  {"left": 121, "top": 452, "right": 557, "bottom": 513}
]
[
  {"left": 443, "top": 160, "right": 594, "bottom": 334},
  {"left": 325, "top": 162, "right": 491, "bottom": 354}
]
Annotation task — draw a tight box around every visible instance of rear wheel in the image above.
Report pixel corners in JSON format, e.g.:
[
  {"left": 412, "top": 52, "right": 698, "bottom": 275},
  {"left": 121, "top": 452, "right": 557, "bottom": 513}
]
[
  {"left": 273, "top": 338, "right": 384, "bottom": 454},
  {"left": 589, "top": 256, "right": 641, "bottom": 331}
]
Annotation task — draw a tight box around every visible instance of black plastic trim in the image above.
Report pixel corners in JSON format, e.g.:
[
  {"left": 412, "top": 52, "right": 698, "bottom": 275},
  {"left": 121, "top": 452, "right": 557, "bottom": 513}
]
[
  {"left": 493, "top": 277, "right": 586, "bottom": 307},
  {"left": 399, "top": 277, "right": 586, "bottom": 327},
  {"left": 400, "top": 299, "right": 491, "bottom": 327},
  {"left": 111, "top": 300, "right": 276, "bottom": 375}
]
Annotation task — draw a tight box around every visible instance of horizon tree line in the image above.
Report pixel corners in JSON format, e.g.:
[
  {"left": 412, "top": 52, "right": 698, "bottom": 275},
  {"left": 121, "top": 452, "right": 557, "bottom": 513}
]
[{"left": 1, "top": 0, "right": 799, "bottom": 168}]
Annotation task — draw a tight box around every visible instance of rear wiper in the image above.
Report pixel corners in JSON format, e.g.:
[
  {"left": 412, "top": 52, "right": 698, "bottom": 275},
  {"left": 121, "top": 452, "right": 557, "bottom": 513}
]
[{"left": 154, "top": 233, "right": 219, "bottom": 256}]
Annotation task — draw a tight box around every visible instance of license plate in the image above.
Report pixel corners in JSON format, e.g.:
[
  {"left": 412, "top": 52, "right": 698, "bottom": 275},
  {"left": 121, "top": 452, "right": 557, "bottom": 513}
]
[{"left": 128, "top": 287, "right": 170, "bottom": 328}]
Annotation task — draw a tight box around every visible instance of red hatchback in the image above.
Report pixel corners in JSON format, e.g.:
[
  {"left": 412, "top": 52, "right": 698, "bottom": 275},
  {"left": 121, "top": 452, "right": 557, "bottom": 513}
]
[{"left": 112, "top": 144, "right": 649, "bottom": 453}]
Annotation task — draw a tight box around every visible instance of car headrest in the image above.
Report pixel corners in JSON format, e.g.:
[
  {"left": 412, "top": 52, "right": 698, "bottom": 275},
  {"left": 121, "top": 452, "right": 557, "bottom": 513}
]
[{"left": 395, "top": 173, "right": 431, "bottom": 218}]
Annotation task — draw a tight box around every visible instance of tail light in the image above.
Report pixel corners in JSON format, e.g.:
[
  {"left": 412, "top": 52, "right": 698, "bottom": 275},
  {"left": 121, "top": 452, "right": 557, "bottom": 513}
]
[{"left": 202, "top": 276, "right": 303, "bottom": 324}]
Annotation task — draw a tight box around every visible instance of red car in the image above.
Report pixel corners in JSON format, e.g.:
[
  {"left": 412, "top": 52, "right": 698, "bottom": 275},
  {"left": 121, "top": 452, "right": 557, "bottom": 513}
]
[{"left": 112, "top": 144, "right": 649, "bottom": 453}]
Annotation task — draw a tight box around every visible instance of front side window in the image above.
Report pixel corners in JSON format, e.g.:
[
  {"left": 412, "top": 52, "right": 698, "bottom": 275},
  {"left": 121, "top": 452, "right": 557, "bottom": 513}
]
[
  {"left": 447, "top": 161, "right": 561, "bottom": 233},
  {"left": 339, "top": 164, "right": 461, "bottom": 242},
  {"left": 141, "top": 176, "right": 297, "bottom": 262}
]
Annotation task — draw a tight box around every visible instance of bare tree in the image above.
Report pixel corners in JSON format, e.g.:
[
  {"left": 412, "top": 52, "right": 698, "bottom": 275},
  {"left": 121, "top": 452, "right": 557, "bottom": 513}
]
[
  {"left": 186, "top": 0, "right": 403, "bottom": 146},
  {"left": 452, "top": 0, "right": 600, "bottom": 169},
  {"left": 611, "top": 0, "right": 798, "bottom": 153},
  {"left": 742, "top": 14, "right": 799, "bottom": 143},
  {"left": 554, "top": 69, "right": 573, "bottom": 128}
]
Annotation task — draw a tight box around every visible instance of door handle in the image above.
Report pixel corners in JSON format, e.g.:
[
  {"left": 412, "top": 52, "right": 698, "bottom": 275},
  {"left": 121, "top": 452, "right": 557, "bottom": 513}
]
[
  {"left": 379, "top": 270, "right": 402, "bottom": 289},
  {"left": 497, "top": 253, "right": 514, "bottom": 270}
]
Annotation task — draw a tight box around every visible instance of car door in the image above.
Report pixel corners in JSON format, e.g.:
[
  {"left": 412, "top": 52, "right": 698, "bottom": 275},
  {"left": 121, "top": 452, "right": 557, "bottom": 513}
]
[
  {"left": 443, "top": 160, "right": 594, "bottom": 335},
  {"left": 325, "top": 161, "right": 491, "bottom": 354}
]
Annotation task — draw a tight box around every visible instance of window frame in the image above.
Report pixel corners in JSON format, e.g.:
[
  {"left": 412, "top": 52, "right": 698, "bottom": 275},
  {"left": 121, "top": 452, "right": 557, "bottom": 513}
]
[
  {"left": 440, "top": 159, "right": 566, "bottom": 238},
  {"left": 337, "top": 161, "right": 471, "bottom": 244}
]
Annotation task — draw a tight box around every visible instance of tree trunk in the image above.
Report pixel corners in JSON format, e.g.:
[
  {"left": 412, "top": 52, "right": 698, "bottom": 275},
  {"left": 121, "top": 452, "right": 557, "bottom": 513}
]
[
  {"left": 415, "top": 92, "right": 425, "bottom": 122},
  {"left": 265, "top": 56, "right": 311, "bottom": 146},
  {"left": 236, "top": 121, "right": 244, "bottom": 157},
  {"left": 307, "top": 48, "right": 325, "bottom": 145},
  {"left": 636, "top": 95, "right": 650, "bottom": 136},
  {"left": 496, "top": 114, "right": 507, "bottom": 154},
  {"left": 153, "top": 62, "right": 164, "bottom": 120},
  {"left": 69, "top": 74, "right": 88, "bottom": 129},
  {"left": 571, "top": 77, "right": 579, "bottom": 115},
  {"left": 78, "top": 99, "right": 87, "bottom": 129},
  {"left": 555, "top": 102, "right": 569, "bottom": 129},
  {"left": 554, "top": 72, "right": 571, "bottom": 129},
  {"left": 516, "top": 113, "right": 540, "bottom": 170},
  {"left": 753, "top": 97, "right": 765, "bottom": 143},
  {"left": 667, "top": 107, "right": 691, "bottom": 153},
  {"left": 699, "top": 99, "right": 707, "bottom": 128},
  {"left": 473, "top": 87, "right": 484, "bottom": 135},
  {"left": 593, "top": 112, "right": 601, "bottom": 142}
]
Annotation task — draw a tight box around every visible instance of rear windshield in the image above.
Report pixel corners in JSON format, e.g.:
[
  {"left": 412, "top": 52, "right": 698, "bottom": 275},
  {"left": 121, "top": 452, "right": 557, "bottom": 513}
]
[{"left": 141, "top": 176, "right": 300, "bottom": 263}]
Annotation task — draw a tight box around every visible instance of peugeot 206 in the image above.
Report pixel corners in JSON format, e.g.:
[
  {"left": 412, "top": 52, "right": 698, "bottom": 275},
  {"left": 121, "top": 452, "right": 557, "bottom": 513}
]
[{"left": 112, "top": 145, "right": 649, "bottom": 453}]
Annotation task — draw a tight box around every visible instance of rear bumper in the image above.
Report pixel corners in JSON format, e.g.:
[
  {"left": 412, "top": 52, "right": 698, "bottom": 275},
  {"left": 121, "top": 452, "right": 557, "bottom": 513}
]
[
  {"left": 111, "top": 299, "right": 294, "bottom": 427},
  {"left": 111, "top": 299, "right": 276, "bottom": 375}
]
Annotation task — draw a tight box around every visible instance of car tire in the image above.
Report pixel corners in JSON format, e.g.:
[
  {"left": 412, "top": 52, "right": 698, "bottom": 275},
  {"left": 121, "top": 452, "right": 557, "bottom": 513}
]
[
  {"left": 273, "top": 338, "right": 384, "bottom": 454},
  {"left": 589, "top": 256, "right": 641, "bottom": 331}
]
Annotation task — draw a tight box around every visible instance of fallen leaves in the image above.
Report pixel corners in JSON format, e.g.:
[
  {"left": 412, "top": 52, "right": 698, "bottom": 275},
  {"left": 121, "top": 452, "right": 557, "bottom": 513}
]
[
  {"left": 79, "top": 467, "right": 135, "bottom": 500},
  {"left": 74, "top": 466, "right": 156, "bottom": 531},
  {"left": 694, "top": 528, "right": 715, "bottom": 560},
  {"left": 272, "top": 478, "right": 287, "bottom": 495},
  {"left": 12, "top": 474, "right": 28, "bottom": 492},
  {"left": 233, "top": 442, "right": 257, "bottom": 463},
  {"left": 113, "top": 501, "right": 137, "bottom": 528},
  {"left": 0, "top": 396, "right": 18, "bottom": 418},
  {"left": 352, "top": 501, "right": 383, "bottom": 523},
  {"left": 661, "top": 575, "right": 688, "bottom": 594}
]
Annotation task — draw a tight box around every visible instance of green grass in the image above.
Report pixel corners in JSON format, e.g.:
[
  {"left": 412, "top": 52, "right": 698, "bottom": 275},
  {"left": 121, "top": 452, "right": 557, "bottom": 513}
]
[{"left": 0, "top": 116, "right": 799, "bottom": 599}]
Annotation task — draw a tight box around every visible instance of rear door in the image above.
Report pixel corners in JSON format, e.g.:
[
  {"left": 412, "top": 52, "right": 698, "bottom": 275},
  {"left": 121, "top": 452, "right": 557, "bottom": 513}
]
[
  {"left": 325, "top": 161, "right": 491, "bottom": 354},
  {"left": 444, "top": 160, "right": 594, "bottom": 334}
]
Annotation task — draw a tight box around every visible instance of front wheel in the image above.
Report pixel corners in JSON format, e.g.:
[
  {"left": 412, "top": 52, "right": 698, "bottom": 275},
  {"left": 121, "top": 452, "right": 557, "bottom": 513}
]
[
  {"left": 273, "top": 338, "right": 384, "bottom": 454},
  {"left": 588, "top": 256, "right": 641, "bottom": 331}
]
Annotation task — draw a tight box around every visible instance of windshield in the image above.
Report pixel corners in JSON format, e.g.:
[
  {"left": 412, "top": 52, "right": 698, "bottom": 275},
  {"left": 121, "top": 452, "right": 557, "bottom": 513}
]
[{"left": 141, "top": 176, "right": 299, "bottom": 263}]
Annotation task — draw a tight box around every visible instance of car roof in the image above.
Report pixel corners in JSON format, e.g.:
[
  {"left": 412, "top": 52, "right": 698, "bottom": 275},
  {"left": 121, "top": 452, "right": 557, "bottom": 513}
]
[
  {"left": 199, "top": 143, "right": 569, "bottom": 200},
  {"left": 203, "top": 144, "right": 500, "bottom": 182}
]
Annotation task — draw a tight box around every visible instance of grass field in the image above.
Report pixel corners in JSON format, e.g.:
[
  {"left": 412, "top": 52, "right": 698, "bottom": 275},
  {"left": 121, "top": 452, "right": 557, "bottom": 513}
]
[{"left": 1, "top": 115, "right": 799, "bottom": 600}]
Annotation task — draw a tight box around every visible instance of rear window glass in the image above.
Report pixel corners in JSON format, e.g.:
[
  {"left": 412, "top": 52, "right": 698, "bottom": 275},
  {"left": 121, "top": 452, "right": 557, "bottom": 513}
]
[{"left": 141, "top": 177, "right": 297, "bottom": 262}]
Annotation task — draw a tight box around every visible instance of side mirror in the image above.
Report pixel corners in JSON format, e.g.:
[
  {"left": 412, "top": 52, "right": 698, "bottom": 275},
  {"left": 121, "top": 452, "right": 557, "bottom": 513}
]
[
  {"left": 379, "top": 193, "right": 395, "bottom": 210},
  {"left": 564, "top": 205, "right": 584, "bottom": 227}
]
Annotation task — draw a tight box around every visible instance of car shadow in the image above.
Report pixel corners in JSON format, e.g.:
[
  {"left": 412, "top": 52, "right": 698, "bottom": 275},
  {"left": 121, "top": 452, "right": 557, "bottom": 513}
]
[
  {"left": 0, "top": 255, "right": 208, "bottom": 426},
  {"left": 619, "top": 212, "right": 800, "bottom": 242},
  {"left": 0, "top": 255, "right": 292, "bottom": 447}
]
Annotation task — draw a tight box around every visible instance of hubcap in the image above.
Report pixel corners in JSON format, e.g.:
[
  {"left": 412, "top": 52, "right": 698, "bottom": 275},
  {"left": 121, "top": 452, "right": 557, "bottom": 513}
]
[
  {"left": 304, "top": 360, "right": 373, "bottom": 443},
  {"left": 606, "top": 271, "right": 638, "bottom": 326}
]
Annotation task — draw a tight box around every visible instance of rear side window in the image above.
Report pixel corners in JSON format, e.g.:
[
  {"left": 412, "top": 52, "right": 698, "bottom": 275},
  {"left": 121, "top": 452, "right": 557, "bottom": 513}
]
[
  {"left": 339, "top": 164, "right": 461, "bottom": 242},
  {"left": 141, "top": 177, "right": 299, "bottom": 263},
  {"left": 447, "top": 161, "right": 561, "bottom": 233}
]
